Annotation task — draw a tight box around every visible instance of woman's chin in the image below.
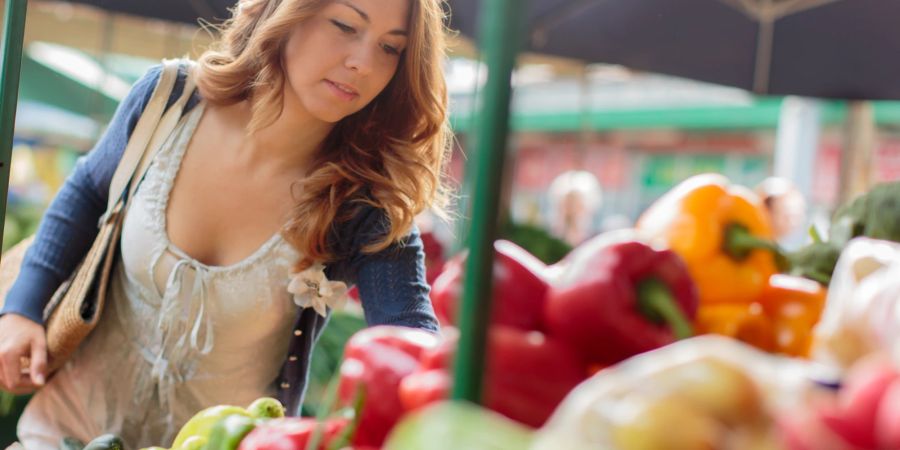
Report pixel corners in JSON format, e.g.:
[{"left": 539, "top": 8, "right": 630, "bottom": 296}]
[{"left": 307, "top": 104, "right": 356, "bottom": 124}]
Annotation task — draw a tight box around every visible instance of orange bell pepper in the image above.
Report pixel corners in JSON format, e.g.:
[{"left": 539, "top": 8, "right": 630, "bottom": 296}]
[
  {"left": 695, "top": 302, "right": 776, "bottom": 352},
  {"left": 758, "top": 274, "right": 827, "bottom": 357},
  {"left": 696, "top": 275, "right": 826, "bottom": 356},
  {"left": 637, "top": 174, "right": 780, "bottom": 305}
]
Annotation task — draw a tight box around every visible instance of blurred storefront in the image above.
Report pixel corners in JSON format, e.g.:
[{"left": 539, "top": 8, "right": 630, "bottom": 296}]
[{"left": 445, "top": 59, "right": 900, "bottom": 245}]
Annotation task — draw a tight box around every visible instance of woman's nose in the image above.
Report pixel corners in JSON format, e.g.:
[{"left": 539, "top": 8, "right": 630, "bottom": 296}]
[{"left": 345, "top": 44, "right": 375, "bottom": 76}]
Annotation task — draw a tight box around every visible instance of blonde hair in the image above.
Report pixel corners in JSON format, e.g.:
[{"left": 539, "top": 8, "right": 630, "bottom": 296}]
[{"left": 196, "top": 0, "right": 452, "bottom": 270}]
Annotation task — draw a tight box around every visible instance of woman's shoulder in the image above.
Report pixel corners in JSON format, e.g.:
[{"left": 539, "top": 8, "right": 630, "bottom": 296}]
[
  {"left": 82, "top": 59, "right": 203, "bottom": 197},
  {"left": 327, "top": 202, "right": 423, "bottom": 281},
  {"left": 125, "top": 59, "right": 202, "bottom": 116},
  {"left": 333, "top": 202, "right": 388, "bottom": 250},
  {"left": 334, "top": 202, "right": 420, "bottom": 254}
]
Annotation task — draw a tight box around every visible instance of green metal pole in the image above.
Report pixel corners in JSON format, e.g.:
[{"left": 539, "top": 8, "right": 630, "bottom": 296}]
[
  {"left": 452, "top": 0, "right": 528, "bottom": 403},
  {"left": 0, "top": 0, "right": 28, "bottom": 252}
]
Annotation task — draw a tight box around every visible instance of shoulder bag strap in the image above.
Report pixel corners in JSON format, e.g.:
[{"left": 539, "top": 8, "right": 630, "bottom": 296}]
[{"left": 103, "top": 60, "right": 183, "bottom": 219}]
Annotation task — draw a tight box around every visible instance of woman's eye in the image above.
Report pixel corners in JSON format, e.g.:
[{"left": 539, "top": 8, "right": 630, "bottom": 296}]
[
  {"left": 331, "top": 19, "right": 356, "bottom": 34},
  {"left": 382, "top": 44, "right": 401, "bottom": 56}
]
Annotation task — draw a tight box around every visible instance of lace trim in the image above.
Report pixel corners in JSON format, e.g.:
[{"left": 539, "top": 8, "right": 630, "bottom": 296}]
[{"left": 137, "top": 102, "right": 293, "bottom": 277}]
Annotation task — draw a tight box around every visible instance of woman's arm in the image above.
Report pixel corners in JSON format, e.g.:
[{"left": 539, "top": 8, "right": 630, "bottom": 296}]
[
  {"left": 339, "top": 206, "right": 440, "bottom": 332},
  {"left": 0, "top": 65, "right": 165, "bottom": 324}
]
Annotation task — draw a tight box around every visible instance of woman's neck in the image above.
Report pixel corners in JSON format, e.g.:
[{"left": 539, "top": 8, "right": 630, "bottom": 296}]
[{"left": 224, "top": 94, "right": 335, "bottom": 177}]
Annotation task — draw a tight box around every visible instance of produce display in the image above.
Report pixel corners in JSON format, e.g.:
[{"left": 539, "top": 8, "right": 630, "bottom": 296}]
[
  {"left": 5, "top": 176, "right": 900, "bottom": 450},
  {"left": 636, "top": 174, "right": 779, "bottom": 306},
  {"left": 396, "top": 325, "right": 586, "bottom": 428},
  {"left": 335, "top": 326, "right": 440, "bottom": 447},
  {"left": 383, "top": 402, "right": 535, "bottom": 450},
  {"left": 789, "top": 181, "right": 900, "bottom": 285},
  {"left": 430, "top": 240, "right": 549, "bottom": 331},
  {"left": 697, "top": 273, "right": 826, "bottom": 357},
  {"left": 531, "top": 336, "right": 813, "bottom": 450},
  {"left": 812, "top": 238, "right": 900, "bottom": 370},
  {"left": 545, "top": 240, "right": 697, "bottom": 365}
]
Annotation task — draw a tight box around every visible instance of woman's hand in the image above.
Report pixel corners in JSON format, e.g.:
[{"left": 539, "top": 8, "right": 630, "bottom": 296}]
[{"left": 0, "top": 313, "right": 47, "bottom": 394}]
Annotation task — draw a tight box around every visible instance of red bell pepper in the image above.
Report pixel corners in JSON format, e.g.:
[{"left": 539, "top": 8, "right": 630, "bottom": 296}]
[
  {"left": 420, "top": 230, "right": 446, "bottom": 286},
  {"left": 545, "top": 239, "right": 698, "bottom": 365},
  {"left": 398, "top": 369, "right": 453, "bottom": 412},
  {"left": 397, "top": 328, "right": 457, "bottom": 411},
  {"left": 485, "top": 326, "right": 587, "bottom": 427},
  {"left": 237, "top": 417, "right": 349, "bottom": 450},
  {"left": 430, "top": 240, "right": 549, "bottom": 330},
  {"left": 337, "top": 326, "right": 440, "bottom": 447},
  {"left": 419, "top": 327, "right": 458, "bottom": 371},
  {"left": 429, "top": 255, "right": 463, "bottom": 326},
  {"left": 397, "top": 326, "right": 586, "bottom": 428}
]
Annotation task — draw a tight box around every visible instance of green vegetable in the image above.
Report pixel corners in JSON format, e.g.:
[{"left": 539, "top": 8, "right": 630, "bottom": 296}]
[
  {"left": 247, "top": 397, "right": 285, "bottom": 419},
  {"left": 171, "top": 405, "right": 251, "bottom": 449},
  {"left": 500, "top": 221, "right": 572, "bottom": 265},
  {"left": 179, "top": 436, "right": 205, "bottom": 450},
  {"left": 83, "top": 434, "right": 125, "bottom": 450},
  {"left": 302, "top": 311, "right": 365, "bottom": 417},
  {"left": 205, "top": 414, "right": 258, "bottom": 450},
  {"left": 787, "top": 240, "right": 841, "bottom": 285},
  {"left": 831, "top": 181, "right": 900, "bottom": 245},
  {"left": 789, "top": 181, "right": 900, "bottom": 285},
  {"left": 383, "top": 401, "right": 534, "bottom": 450},
  {"left": 0, "top": 391, "right": 14, "bottom": 416}
]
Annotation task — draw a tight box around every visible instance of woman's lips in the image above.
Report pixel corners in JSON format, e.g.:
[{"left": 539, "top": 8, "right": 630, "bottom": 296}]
[{"left": 325, "top": 79, "right": 358, "bottom": 101}]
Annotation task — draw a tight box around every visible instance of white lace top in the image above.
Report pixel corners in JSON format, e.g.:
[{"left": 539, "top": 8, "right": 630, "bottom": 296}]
[{"left": 18, "top": 103, "right": 306, "bottom": 448}]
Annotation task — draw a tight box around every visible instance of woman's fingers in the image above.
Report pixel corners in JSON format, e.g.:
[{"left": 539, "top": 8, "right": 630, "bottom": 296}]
[
  {"left": 28, "top": 337, "right": 47, "bottom": 386},
  {"left": 0, "top": 341, "right": 26, "bottom": 392}
]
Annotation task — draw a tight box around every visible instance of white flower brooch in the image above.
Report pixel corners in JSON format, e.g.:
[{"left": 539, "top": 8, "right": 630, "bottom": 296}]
[{"left": 287, "top": 263, "right": 349, "bottom": 317}]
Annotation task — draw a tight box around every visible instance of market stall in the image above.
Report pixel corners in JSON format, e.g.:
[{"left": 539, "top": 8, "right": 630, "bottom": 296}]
[{"left": 1, "top": 0, "right": 900, "bottom": 449}]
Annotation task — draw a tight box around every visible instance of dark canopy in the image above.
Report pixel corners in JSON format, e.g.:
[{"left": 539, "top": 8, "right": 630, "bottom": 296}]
[{"left": 448, "top": 0, "right": 900, "bottom": 100}]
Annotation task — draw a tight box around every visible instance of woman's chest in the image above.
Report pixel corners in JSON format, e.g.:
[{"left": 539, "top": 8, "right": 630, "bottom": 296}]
[
  {"left": 116, "top": 104, "right": 303, "bottom": 327},
  {"left": 165, "top": 137, "right": 297, "bottom": 268}
]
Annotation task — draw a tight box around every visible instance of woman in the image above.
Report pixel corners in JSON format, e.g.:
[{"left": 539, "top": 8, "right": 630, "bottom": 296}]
[{"left": 0, "top": 0, "right": 450, "bottom": 447}]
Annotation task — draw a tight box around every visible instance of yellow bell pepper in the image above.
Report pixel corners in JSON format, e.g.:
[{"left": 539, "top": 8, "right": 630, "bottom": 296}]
[{"left": 637, "top": 174, "right": 779, "bottom": 305}]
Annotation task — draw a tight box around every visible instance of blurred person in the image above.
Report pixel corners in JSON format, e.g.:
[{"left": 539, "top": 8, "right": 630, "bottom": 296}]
[
  {"left": 548, "top": 170, "right": 602, "bottom": 246},
  {"left": 600, "top": 213, "right": 632, "bottom": 233},
  {"left": 755, "top": 176, "right": 808, "bottom": 242},
  {"left": 0, "top": 0, "right": 451, "bottom": 447},
  {"left": 414, "top": 210, "right": 448, "bottom": 285}
]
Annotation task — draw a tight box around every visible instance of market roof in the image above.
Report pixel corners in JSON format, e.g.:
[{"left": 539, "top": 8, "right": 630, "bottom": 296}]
[
  {"left": 447, "top": 0, "right": 900, "bottom": 101},
  {"left": 46, "top": 0, "right": 233, "bottom": 25}
]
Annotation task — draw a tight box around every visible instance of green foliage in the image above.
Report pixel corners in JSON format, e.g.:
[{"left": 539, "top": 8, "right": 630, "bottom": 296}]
[
  {"left": 500, "top": 221, "right": 572, "bottom": 265},
  {"left": 301, "top": 311, "right": 366, "bottom": 417},
  {"left": 789, "top": 180, "right": 900, "bottom": 286}
]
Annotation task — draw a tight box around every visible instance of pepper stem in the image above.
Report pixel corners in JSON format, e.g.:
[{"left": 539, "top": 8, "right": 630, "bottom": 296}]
[
  {"left": 723, "top": 223, "right": 790, "bottom": 271},
  {"left": 809, "top": 225, "right": 824, "bottom": 244},
  {"left": 636, "top": 278, "right": 693, "bottom": 340}
]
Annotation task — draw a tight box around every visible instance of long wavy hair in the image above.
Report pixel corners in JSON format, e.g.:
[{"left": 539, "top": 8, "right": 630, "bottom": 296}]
[{"left": 195, "top": 0, "right": 451, "bottom": 270}]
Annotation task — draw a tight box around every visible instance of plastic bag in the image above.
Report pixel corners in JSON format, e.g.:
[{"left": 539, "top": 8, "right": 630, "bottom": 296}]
[
  {"left": 812, "top": 238, "right": 900, "bottom": 371},
  {"left": 530, "top": 336, "right": 821, "bottom": 450}
]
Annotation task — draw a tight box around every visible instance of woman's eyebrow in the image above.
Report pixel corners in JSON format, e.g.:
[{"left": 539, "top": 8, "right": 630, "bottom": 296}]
[{"left": 335, "top": 0, "right": 408, "bottom": 36}]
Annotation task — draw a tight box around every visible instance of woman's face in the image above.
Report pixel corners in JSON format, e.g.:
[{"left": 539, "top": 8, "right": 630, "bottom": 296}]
[{"left": 282, "top": 0, "right": 410, "bottom": 123}]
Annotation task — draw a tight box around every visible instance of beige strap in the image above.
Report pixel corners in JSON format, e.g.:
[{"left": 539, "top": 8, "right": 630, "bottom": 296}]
[
  {"left": 127, "top": 62, "right": 198, "bottom": 203},
  {"left": 105, "top": 60, "right": 180, "bottom": 215}
]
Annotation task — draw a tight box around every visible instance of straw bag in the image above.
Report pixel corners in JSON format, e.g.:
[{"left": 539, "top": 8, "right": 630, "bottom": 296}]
[{"left": 0, "top": 59, "right": 196, "bottom": 373}]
